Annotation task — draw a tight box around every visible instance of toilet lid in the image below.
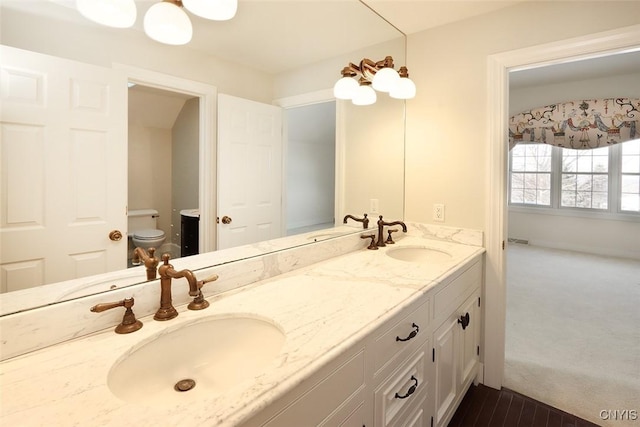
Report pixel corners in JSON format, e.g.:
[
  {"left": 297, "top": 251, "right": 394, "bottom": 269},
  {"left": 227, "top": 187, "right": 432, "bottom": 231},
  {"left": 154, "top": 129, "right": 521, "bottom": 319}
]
[{"left": 133, "top": 229, "right": 165, "bottom": 240}]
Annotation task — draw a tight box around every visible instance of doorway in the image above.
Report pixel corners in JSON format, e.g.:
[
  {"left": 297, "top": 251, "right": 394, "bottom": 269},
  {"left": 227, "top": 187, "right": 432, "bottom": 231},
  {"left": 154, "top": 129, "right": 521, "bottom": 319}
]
[
  {"left": 127, "top": 84, "right": 199, "bottom": 264},
  {"left": 284, "top": 101, "right": 336, "bottom": 235},
  {"left": 483, "top": 25, "right": 640, "bottom": 390},
  {"left": 117, "top": 65, "right": 217, "bottom": 255}
]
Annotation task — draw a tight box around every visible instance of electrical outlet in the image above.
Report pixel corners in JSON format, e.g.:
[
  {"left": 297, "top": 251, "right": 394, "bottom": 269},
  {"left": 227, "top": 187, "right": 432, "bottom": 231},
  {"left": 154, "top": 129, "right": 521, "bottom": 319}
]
[
  {"left": 433, "top": 204, "right": 445, "bottom": 222},
  {"left": 370, "top": 198, "right": 379, "bottom": 213}
]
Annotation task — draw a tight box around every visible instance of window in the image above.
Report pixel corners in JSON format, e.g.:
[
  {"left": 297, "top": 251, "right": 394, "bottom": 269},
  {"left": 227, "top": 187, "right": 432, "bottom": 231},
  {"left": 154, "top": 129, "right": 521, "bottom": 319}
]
[
  {"left": 509, "top": 144, "right": 552, "bottom": 206},
  {"left": 621, "top": 139, "right": 640, "bottom": 212},
  {"left": 561, "top": 147, "right": 608, "bottom": 209},
  {"left": 509, "top": 139, "right": 640, "bottom": 216}
]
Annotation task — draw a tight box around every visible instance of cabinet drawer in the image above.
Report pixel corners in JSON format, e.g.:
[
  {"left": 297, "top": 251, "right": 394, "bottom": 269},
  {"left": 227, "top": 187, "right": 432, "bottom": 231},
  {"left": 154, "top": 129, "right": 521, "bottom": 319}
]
[
  {"left": 433, "top": 260, "right": 481, "bottom": 321},
  {"left": 375, "top": 345, "right": 428, "bottom": 427},
  {"left": 263, "top": 350, "right": 365, "bottom": 427},
  {"left": 373, "top": 299, "right": 429, "bottom": 376}
]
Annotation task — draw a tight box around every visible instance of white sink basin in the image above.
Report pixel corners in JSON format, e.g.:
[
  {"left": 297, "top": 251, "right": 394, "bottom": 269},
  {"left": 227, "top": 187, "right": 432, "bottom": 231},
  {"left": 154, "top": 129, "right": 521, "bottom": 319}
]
[
  {"left": 107, "top": 315, "right": 285, "bottom": 405},
  {"left": 386, "top": 246, "right": 452, "bottom": 263}
]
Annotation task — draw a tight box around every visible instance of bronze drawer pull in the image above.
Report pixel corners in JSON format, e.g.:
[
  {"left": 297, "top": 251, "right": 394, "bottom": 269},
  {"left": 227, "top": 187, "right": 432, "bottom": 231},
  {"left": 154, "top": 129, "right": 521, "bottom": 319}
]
[
  {"left": 458, "top": 312, "right": 470, "bottom": 330},
  {"left": 396, "top": 323, "right": 419, "bottom": 342},
  {"left": 394, "top": 376, "right": 418, "bottom": 399}
]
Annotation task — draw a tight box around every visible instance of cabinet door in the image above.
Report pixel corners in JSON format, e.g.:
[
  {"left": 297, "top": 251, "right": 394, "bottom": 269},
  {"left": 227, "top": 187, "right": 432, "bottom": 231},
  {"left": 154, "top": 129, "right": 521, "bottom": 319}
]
[
  {"left": 459, "top": 291, "right": 480, "bottom": 388},
  {"left": 433, "top": 317, "right": 457, "bottom": 426}
]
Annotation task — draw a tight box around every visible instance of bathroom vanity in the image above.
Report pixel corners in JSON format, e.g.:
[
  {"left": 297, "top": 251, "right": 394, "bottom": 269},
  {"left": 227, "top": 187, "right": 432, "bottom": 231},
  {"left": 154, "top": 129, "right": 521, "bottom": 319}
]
[{"left": 0, "top": 223, "right": 484, "bottom": 427}]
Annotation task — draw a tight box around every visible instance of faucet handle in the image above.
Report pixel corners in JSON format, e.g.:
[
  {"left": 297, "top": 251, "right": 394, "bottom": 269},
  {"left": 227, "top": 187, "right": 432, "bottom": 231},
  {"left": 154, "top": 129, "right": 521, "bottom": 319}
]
[
  {"left": 361, "top": 233, "right": 378, "bottom": 250},
  {"left": 90, "top": 297, "right": 143, "bottom": 334},
  {"left": 188, "top": 273, "right": 219, "bottom": 311},
  {"left": 386, "top": 229, "right": 398, "bottom": 244}
]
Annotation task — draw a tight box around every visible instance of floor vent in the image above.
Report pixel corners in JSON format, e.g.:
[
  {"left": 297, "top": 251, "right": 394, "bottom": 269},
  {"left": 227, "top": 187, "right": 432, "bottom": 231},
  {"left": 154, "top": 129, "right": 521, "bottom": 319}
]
[{"left": 507, "top": 238, "right": 529, "bottom": 245}]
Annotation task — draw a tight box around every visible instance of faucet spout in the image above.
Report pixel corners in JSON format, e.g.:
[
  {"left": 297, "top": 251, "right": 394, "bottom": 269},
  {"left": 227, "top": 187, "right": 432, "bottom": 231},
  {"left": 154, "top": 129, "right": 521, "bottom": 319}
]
[
  {"left": 343, "top": 213, "right": 369, "bottom": 229},
  {"left": 132, "top": 247, "right": 159, "bottom": 280},
  {"left": 155, "top": 254, "right": 201, "bottom": 321},
  {"left": 376, "top": 215, "right": 407, "bottom": 247}
]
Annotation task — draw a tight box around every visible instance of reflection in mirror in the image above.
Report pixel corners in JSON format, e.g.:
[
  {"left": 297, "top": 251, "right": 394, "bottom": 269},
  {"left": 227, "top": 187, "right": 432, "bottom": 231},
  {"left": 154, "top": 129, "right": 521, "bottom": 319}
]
[{"left": 0, "top": 0, "right": 406, "bottom": 316}]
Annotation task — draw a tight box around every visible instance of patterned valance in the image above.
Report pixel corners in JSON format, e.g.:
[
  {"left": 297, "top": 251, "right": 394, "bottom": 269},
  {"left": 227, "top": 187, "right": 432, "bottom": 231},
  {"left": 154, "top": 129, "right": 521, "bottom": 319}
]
[{"left": 509, "top": 97, "right": 639, "bottom": 150}]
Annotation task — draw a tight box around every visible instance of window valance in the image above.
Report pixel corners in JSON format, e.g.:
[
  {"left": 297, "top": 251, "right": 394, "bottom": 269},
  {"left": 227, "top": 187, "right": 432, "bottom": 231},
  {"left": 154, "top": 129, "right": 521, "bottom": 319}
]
[{"left": 508, "top": 97, "right": 639, "bottom": 150}]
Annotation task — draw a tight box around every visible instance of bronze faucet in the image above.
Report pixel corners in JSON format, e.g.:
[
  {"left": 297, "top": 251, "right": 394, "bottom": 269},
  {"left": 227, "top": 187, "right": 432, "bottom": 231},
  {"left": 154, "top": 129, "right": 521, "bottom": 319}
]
[
  {"left": 154, "top": 253, "right": 218, "bottom": 321},
  {"left": 132, "top": 247, "right": 159, "bottom": 280},
  {"left": 343, "top": 213, "right": 369, "bottom": 229},
  {"left": 376, "top": 215, "right": 407, "bottom": 247}
]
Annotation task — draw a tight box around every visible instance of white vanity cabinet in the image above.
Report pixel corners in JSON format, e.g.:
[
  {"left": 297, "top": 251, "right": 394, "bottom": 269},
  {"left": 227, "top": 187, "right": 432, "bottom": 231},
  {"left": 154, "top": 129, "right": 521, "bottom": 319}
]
[
  {"left": 240, "top": 256, "right": 483, "bottom": 427},
  {"left": 432, "top": 261, "right": 482, "bottom": 427}
]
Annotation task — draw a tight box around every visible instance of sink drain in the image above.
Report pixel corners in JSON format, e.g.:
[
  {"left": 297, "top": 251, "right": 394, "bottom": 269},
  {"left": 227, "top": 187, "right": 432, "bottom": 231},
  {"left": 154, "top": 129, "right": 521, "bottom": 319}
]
[{"left": 174, "top": 378, "right": 196, "bottom": 392}]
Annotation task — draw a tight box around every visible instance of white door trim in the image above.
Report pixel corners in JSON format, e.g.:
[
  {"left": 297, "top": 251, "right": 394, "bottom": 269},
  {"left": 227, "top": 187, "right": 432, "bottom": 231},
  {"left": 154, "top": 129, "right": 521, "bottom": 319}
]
[
  {"left": 273, "top": 89, "right": 342, "bottom": 228},
  {"left": 113, "top": 64, "right": 217, "bottom": 253},
  {"left": 484, "top": 24, "right": 640, "bottom": 388}
]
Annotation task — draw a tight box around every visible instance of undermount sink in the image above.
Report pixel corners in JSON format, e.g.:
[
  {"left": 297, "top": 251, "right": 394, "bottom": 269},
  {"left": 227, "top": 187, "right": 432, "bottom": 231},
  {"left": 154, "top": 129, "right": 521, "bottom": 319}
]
[
  {"left": 386, "top": 246, "right": 453, "bottom": 263},
  {"left": 107, "top": 315, "right": 285, "bottom": 405}
]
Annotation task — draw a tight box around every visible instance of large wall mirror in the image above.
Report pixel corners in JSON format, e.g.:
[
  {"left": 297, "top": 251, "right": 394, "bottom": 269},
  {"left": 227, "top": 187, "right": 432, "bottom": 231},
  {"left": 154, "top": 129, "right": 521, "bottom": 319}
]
[{"left": 0, "top": 0, "right": 406, "bottom": 315}]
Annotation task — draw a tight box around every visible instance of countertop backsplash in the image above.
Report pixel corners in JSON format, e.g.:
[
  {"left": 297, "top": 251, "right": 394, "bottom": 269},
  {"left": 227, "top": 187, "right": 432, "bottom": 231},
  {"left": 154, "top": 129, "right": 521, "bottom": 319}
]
[{"left": 0, "top": 223, "right": 482, "bottom": 361}]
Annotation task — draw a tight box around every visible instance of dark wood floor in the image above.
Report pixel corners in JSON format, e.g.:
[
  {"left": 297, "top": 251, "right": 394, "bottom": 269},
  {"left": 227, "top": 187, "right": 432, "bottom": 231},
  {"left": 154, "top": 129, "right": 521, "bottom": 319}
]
[{"left": 448, "top": 384, "right": 601, "bottom": 427}]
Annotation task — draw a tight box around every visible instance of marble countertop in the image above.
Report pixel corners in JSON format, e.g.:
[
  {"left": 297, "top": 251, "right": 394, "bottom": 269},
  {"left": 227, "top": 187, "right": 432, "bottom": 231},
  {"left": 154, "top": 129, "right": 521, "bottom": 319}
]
[{"left": 0, "top": 235, "right": 483, "bottom": 426}]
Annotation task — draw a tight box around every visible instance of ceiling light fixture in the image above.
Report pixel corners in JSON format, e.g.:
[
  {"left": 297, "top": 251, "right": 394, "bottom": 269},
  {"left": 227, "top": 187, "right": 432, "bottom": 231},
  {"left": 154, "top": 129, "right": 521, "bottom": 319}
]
[
  {"left": 76, "top": 0, "right": 137, "bottom": 28},
  {"left": 144, "top": 0, "right": 193, "bottom": 46},
  {"left": 333, "top": 56, "right": 416, "bottom": 105},
  {"left": 76, "top": 0, "right": 238, "bottom": 46}
]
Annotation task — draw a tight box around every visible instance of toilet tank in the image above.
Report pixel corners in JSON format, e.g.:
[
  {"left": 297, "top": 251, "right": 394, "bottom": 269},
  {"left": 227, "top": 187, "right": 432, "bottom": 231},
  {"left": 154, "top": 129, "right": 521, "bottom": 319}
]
[{"left": 128, "top": 209, "right": 159, "bottom": 233}]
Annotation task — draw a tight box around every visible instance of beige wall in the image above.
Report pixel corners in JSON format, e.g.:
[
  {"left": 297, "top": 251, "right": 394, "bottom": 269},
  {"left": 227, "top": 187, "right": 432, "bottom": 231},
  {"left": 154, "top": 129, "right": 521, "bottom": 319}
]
[
  {"left": 0, "top": 7, "right": 273, "bottom": 103},
  {"left": 172, "top": 98, "right": 200, "bottom": 245},
  {"left": 404, "top": 1, "right": 640, "bottom": 231}
]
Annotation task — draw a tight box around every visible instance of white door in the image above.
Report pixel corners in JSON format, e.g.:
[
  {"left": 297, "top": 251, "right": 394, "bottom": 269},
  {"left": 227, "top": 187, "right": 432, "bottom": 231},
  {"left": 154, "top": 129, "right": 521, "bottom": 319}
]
[
  {"left": 217, "top": 94, "right": 283, "bottom": 249},
  {"left": 0, "top": 46, "right": 128, "bottom": 292}
]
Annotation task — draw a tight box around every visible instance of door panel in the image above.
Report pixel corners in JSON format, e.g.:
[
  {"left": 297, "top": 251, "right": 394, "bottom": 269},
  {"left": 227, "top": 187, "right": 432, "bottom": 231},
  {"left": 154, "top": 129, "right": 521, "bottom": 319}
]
[
  {"left": 217, "top": 94, "right": 283, "bottom": 250},
  {"left": 0, "top": 46, "right": 127, "bottom": 292}
]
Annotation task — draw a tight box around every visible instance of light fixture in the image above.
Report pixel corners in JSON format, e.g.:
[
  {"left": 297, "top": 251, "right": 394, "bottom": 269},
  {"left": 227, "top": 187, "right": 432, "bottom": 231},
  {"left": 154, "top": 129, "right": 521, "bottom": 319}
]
[
  {"left": 333, "top": 67, "right": 359, "bottom": 100},
  {"left": 76, "top": 0, "right": 137, "bottom": 28},
  {"left": 371, "top": 57, "right": 400, "bottom": 93},
  {"left": 182, "top": 0, "right": 238, "bottom": 21},
  {"left": 352, "top": 80, "right": 377, "bottom": 106},
  {"left": 76, "top": 0, "right": 239, "bottom": 46},
  {"left": 334, "top": 56, "right": 416, "bottom": 105},
  {"left": 389, "top": 67, "right": 416, "bottom": 100},
  {"left": 144, "top": 0, "right": 193, "bottom": 46}
]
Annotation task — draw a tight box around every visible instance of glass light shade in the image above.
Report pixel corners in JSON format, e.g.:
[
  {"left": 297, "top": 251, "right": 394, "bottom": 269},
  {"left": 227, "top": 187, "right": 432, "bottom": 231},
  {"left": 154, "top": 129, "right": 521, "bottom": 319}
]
[
  {"left": 352, "top": 84, "right": 377, "bottom": 106},
  {"left": 144, "top": 2, "right": 193, "bottom": 45},
  {"left": 183, "top": 0, "right": 238, "bottom": 21},
  {"left": 333, "top": 77, "right": 359, "bottom": 100},
  {"left": 389, "top": 77, "right": 417, "bottom": 99},
  {"left": 372, "top": 67, "right": 400, "bottom": 93},
  {"left": 76, "top": 0, "right": 136, "bottom": 28}
]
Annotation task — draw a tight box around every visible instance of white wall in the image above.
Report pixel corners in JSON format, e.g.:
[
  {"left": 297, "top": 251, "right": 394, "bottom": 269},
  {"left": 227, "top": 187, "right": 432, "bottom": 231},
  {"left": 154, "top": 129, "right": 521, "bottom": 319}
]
[
  {"left": 404, "top": 1, "right": 640, "bottom": 231},
  {"left": 508, "top": 71, "right": 640, "bottom": 259},
  {"left": 286, "top": 102, "right": 336, "bottom": 232}
]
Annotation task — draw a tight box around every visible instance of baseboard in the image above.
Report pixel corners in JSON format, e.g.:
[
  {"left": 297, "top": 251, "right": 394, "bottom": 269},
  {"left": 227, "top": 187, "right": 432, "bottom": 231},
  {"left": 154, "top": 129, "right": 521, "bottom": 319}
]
[{"left": 529, "top": 239, "right": 640, "bottom": 261}]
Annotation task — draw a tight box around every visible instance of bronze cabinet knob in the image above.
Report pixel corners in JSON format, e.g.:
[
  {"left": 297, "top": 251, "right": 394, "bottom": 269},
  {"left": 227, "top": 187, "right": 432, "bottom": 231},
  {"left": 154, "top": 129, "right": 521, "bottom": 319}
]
[{"left": 109, "top": 230, "right": 123, "bottom": 241}]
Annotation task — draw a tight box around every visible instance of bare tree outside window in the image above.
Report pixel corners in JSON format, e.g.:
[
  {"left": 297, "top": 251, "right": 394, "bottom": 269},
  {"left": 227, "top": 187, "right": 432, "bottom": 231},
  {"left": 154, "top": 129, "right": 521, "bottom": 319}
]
[
  {"left": 561, "top": 147, "right": 608, "bottom": 209},
  {"left": 510, "top": 144, "right": 551, "bottom": 206}
]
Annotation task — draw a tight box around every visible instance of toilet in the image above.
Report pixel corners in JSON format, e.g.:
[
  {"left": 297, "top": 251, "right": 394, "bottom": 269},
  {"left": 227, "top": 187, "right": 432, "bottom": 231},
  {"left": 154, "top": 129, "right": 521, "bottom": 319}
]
[{"left": 128, "top": 209, "right": 166, "bottom": 251}]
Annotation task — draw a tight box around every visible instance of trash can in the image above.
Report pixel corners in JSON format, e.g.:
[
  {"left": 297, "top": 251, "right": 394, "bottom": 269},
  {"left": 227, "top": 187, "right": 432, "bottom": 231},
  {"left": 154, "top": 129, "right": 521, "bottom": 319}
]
[{"left": 180, "top": 209, "right": 199, "bottom": 257}]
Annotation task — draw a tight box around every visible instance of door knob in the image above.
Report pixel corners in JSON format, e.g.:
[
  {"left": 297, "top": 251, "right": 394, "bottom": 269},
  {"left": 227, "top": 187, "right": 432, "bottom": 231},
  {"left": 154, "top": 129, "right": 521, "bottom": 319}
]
[
  {"left": 221, "top": 216, "right": 232, "bottom": 224},
  {"left": 109, "top": 230, "right": 123, "bottom": 241}
]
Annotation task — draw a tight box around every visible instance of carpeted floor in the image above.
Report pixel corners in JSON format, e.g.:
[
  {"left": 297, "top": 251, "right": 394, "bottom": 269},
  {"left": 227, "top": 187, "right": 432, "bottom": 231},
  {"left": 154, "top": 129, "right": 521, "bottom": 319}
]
[{"left": 504, "top": 244, "right": 640, "bottom": 427}]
